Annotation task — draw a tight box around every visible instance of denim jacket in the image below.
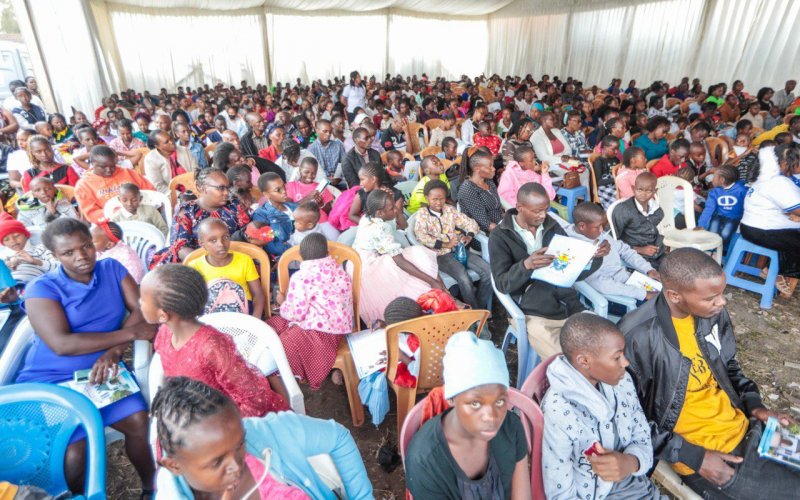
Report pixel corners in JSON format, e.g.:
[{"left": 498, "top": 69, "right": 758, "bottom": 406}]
[{"left": 252, "top": 200, "right": 297, "bottom": 258}]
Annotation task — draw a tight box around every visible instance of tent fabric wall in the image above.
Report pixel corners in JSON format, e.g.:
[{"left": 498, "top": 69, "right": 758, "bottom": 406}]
[
  {"left": 486, "top": 0, "right": 799, "bottom": 92},
  {"left": 19, "top": 0, "right": 799, "bottom": 113}
]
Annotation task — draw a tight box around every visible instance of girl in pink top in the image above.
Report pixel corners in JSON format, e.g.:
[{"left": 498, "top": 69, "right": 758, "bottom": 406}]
[
  {"left": 285, "top": 159, "right": 334, "bottom": 222},
  {"left": 497, "top": 144, "right": 556, "bottom": 206},
  {"left": 616, "top": 146, "right": 648, "bottom": 200},
  {"left": 266, "top": 233, "right": 353, "bottom": 389},
  {"left": 90, "top": 221, "right": 145, "bottom": 284}
]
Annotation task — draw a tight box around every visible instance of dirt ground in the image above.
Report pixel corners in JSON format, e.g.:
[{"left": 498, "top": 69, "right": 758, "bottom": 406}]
[{"left": 106, "top": 288, "right": 799, "bottom": 499}]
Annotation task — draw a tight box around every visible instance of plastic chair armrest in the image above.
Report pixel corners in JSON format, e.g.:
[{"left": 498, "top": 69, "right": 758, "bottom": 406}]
[{"left": 574, "top": 281, "right": 609, "bottom": 318}]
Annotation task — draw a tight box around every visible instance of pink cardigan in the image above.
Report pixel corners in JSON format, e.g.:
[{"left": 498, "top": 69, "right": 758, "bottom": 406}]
[
  {"left": 497, "top": 161, "right": 556, "bottom": 206},
  {"left": 615, "top": 166, "right": 644, "bottom": 199}
]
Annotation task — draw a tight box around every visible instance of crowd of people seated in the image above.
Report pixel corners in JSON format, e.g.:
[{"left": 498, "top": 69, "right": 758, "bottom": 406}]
[{"left": 0, "top": 71, "right": 798, "bottom": 500}]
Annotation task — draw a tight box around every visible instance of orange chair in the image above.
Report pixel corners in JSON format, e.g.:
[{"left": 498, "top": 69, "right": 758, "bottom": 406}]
[
  {"left": 587, "top": 153, "right": 600, "bottom": 203},
  {"left": 132, "top": 148, "right": 150, "bottom": 175},
  {"left": 520, "top": 353, "right": 559, "bottom": 404},
  {"left": 419, "top": 145, "right": 442, "bottom": 158},
  {"left": 54, "top": 184, "right": 75, "bottom": 202},
  {"left": 183, "top": 241, "right": 272, "bottom": 318},
  {"left": 423, "top": 118, "right": 443, "bottom": 136},
  {"left": 380, "top": 150, "right": 415, "bottom": 165},
  {"left": 386, "top": 310, "right": 489, "bottom": 436},
  {"left": 705, "top": 137, "right": 729, "bottom": 167},
  {"left": 168, "top": 171, "right": 196, "bottom": 208},
  {"left": 277, "top": 241, "right": 365, "bottom": 426},
  {"left": 407, "top": 122, "right": 425, "bottom": 153}
]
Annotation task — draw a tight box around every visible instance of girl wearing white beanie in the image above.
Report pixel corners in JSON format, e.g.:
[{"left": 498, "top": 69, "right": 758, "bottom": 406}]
[{"left": 405, "top": 331, "right": 531, "bottom": 499}]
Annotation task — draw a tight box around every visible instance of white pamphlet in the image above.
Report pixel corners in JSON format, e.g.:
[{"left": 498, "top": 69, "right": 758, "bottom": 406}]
[
  {"left": 531, "top": 234, "right": 597, "bottom": 287},
  {"left": 347, "top": 329, "right": 387, "bottom": 379},
  {"left": 625, "top": 270, "right": 663, "bottom": 292}
]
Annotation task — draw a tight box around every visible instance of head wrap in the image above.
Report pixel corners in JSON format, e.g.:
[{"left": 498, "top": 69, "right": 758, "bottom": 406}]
[{"left": 96, "top": 219, "right": 120, "bottom": 244}]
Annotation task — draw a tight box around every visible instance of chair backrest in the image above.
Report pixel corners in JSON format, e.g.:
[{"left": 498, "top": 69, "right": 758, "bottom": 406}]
[
  {"left": 118, "top": 220, "right": 166, "bottom": 268},
  {"left": 133, "top": 148, "right": 150, "bottom": 174},
  {"left": 380, "top": 150, "right": 416, "bottom": 165},
  {"left": 385, "top": 310, "right": 489, "bottom": 392},
  {"left": 705, "top": 137, "right": 729, "bottom": 167},
  {"left": 419, "top": 145, "right": 442, "bottom": 158},
  {"left": 424, "top": 118, "right": 443, "bottom": 135},
  {"left": 277, "top": 241, "right": 361, "bottom": 331},
  {"left": 656, "top": 175, "right": 696, "bottom": 231},
  {"left": 587, "top": 153, "right": 600, "bottom": 203},
  {"left": 103, "top": 189, "right": 173, "bottom": 228},
  {"left": 54, "top": 184, "right": 75, "bottom": 201},
  {"left": 168, "top": 171, "right": 197, "bottom": 207},
  {"left": 605, "top": 198, "right": 625, "bottom": 239},
  {"left": 0, "top": 383, "right": 106, "bottom": 498},
  {"left": 407, "top": 122, "right": 425, "bottom": 153},
  {"left": 0, "top": 317, "right": 34, "bottom": 384},
  {"left": 520, "top": 353, "right": 559, "bottom": 404},
  {"left": 399, "top": 387, "right": 545, "bottom": 499},
  {"left": 199, "top": 311, "right": 305, "bottom": 414},
  {"left": 184, "top": 241, "right": 272, "bottom": 317}
]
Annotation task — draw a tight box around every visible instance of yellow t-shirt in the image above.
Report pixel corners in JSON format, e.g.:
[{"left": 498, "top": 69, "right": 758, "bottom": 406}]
[
  {"left": 406, "top": 174, "right": 451, "bottom": 214},
  {"left": 671, "top": 314, "right": 748, "bottom": 475},
  {"left": 188, "top": 251, "right": 260, "bottom": 300}
]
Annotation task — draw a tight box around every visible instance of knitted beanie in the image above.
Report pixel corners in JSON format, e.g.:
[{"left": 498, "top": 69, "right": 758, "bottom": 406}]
[{"left": 443, "top": 331, "right": 509, "bottom": 399}]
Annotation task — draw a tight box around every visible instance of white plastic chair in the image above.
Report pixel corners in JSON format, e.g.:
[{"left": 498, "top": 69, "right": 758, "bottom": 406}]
[
  {"left": 199, "top": 311, "right": 305, "bottom": 415},
  {"left": 655, "top": 176, "right": 723, "bottom": 263},
  {"left": 492, "top": 275, "right": 539, "bottom": 388},
  {"left": 118, "top": 220, "right": 166, "bottom": 269},
  {"left": 0, "top": 316, "right": 152, "bottom": 444},
  {"left": 103, "top": 189, "right": 172, "bottom": 241},
  {"left": 606, "top": 199, "right": 624, "bottom": 239},
  {"left": 573, "top": 281, "right": 638, "bottom": 321},
  {"left": 653, "top": 461, "right": 703, "bottom": 500}
]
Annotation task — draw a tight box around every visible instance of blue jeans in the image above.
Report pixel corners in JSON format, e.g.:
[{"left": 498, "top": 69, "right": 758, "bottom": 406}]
[{"left": 708, "top": 214, "right": 739, "bottom": 253}]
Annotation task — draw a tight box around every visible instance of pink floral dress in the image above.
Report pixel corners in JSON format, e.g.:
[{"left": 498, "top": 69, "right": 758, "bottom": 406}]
[{"left": 266, "top": 255, "right": 353, "bottom": 389}]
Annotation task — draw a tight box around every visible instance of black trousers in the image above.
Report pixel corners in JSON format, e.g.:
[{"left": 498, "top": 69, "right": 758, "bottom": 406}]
[{"left": 740, "top": 224, "right": 800, "bottom": 278}]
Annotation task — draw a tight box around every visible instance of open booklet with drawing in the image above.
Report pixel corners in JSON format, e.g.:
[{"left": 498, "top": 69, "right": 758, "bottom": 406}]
[
  {"left": 625, "top": 270, "right": 663, "bottom": 292},
  {"left": 59, "top": 362, "right": 140, "bottom": 409},
  {"left": 758, "top": 417, "right": 800, "bottom": 471},
  {"left": 531, "top": 233, "right": 599, "bottom": 288},
  {"left": 347, "top": 329, "right": 388, "bottom": 379}
]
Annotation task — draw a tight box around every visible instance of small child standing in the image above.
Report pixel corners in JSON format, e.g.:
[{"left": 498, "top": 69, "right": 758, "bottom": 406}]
[
  {"left": 498, "top": 144, "right": 555, "bottom": 206},
  {"left": 15, "top": 177, "right": 78, "bottom": 227},
  {"left": 615, "top": 146, "right": 647, "bottom": 199},
  {"left": 253, "top": 172, "right": 297, "bottom": 260},
  {"left": 725, "top": 133, "right": 759, "bottom": 182},
  {"left": 109, "top": 183, "right": 169, "bottom": 237},
  {"left": 0, "top": 219, "right": 56, "bottom": 285},
  {"left": 697, "top": 165, "right": 747, "bottom": 250},
  {"left": 267, "top": 233, "right": 353, "bottom": 389},
  {"left": 472, "top": 121, "right": 502, "bottom": 156},
  {"left": 288, "top": 201, "right": 341, "bottom": 245},
  {"left": 407, "top": 155, "right": 450, "bottom": 214},
  {"left": 593, "top": 135, "right": 621, "bottom": 208},
  {"left": 187, "top": 218, "right": 266, "bottom": 318},
  {"left": 143, "top": 265, "right": 289, "bottom": 417},
  {"left": 543, "top": 313, "right": 661, "bottom": 500},
  {"left": 90, "top": 221, "right": 145, "bottom": 284},
  {"left": 285, "top": 157, "right": 334, "bottom": 221},
  {"left": 567, "top": 203, "right": 661, "bottom": 302}
]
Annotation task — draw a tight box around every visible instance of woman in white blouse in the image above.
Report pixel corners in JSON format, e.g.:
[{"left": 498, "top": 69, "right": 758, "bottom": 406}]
[
  {"left": 530, "top": 111, "right": 589, "bottom": 186},
  {"left": 342, "top": 71, "right": 366, "bottom": 123}
]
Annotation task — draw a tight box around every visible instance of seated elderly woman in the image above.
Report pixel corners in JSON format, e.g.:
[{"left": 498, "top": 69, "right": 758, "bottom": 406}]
[
  {"left": 154, "top": 167, "right": 250, "bottom": 264},
  {"left": 16, "top": 218, "right": 156, "bottom": 496}
]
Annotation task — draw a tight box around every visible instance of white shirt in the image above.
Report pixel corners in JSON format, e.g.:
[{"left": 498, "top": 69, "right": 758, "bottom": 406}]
[
  {"left": 342, "top": 84, "right": 366, "bottom": 114},
  {"left": 281, "top": 150, "right": 327, "bottom": 184},
  {"left": 2, "top": 95, "right": 46, "bottom": 112},
  {"left": 7, "top": 149, "right": 30, "bottom": 173},
  {"left": 741, "top": 176, "right": 800, "bottom": 230}
]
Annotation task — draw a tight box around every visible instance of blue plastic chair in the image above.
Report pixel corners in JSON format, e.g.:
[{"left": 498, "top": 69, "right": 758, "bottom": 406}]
[
  {"left": 0, "top": 383, "right": 106, "bottom": 499},
  {"left": 492, "top": 276, "right": 540, "bottom": 388},
  {"left": 723, "top": 234, "right": 779, "bottom": 309},
  {"left": 574, "top": 281, "right": 638, "bottom": 321},
  {"left": 556, "top": 185, "right": 588, "bottom": 223}
]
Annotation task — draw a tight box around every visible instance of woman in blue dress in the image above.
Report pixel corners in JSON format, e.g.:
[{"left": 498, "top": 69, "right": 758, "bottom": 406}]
[{"left": 17, "top": 218, "right": 156, "bottom": 496}]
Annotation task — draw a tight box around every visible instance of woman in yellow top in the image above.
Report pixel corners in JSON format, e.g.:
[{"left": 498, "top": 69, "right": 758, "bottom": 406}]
[{"left": 187, "top": 218, "right": 265, "bottom": 318}]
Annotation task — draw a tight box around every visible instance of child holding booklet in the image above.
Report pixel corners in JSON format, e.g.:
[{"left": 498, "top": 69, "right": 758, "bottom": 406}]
[{"left": 567, "top": 203, "right": 661, "bottom": 302}]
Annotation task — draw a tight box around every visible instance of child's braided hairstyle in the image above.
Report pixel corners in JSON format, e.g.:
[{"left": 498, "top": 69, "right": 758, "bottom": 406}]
[{"left": 150, "top": 376, "right": 235, "bottom": 455}]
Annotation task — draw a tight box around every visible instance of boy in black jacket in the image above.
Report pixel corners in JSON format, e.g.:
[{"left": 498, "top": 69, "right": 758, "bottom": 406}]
[
  {"left": 489, "top": 182, "right": 608, "bottom": 359},
  {"left": 621, "top": 248, "right": 799, "bottom": 499}
]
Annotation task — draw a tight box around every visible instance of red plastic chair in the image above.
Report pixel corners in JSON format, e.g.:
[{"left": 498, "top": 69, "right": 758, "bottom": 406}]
[
  {"left": 520, "top": 353, "right": 560, "bottom": 404},
  {"left": 399, "top": 387, "right": 545, "bottom": 499}
]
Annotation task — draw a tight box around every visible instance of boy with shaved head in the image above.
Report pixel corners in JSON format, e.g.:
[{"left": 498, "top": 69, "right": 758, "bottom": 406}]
[
  {"left": 543, "top": 313, "right": 661, "bottom": 499},
  {"left": 621, "top": 248, "right": 799, "bottom": 498}
]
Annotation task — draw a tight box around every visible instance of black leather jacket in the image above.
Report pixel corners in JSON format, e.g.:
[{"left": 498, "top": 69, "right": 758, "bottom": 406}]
[{"left": 619, "top": 295, "right": 765, "bottom": 472}]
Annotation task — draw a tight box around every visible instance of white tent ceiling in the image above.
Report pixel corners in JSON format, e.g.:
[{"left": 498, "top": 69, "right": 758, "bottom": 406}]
[{"left": 103, "top": 0, "right": 516, "bottom": 16}]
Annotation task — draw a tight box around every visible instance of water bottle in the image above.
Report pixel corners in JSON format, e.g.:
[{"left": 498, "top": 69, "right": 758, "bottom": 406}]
[{"left": 454, "top": 241, "right": 469, "bottom": 268}]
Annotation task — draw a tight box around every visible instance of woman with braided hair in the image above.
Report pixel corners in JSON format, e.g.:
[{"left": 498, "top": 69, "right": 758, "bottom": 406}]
[
  {"left": 152, "top": 376, "right": 373, "bottom": 499},
  {"left": 143, "top": 264, "right": 289, "bottom": 417},
  {"left": 353, "top": 189, "right": 449, "bottom": 324}
]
